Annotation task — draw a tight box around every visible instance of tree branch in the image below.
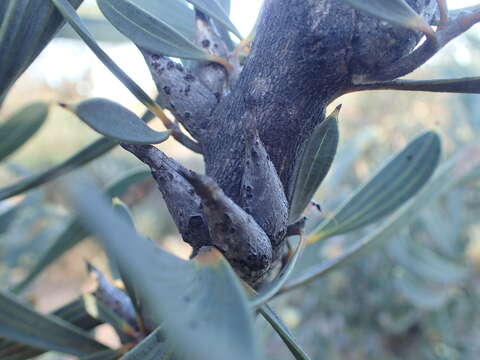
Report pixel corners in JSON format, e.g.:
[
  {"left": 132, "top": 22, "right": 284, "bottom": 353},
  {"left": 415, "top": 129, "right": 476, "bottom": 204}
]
[{"left": 358, "top": 5, "right": 480, "bottom": 82}]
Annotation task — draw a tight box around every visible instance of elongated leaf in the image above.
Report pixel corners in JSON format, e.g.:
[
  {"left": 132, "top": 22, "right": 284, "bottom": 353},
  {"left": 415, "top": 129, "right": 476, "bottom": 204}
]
[
  {"left": 308, "top": 131, "right": 441, "bottom": 243},
  {"left": 358, "top": 77, "right": 480, "bottom": 94},
  {"left": 0, "top": 0, "right": 83, "bottom": 99},
  {"left": 0, "top": 107, "right": 154, "bottom": 201},
  {"left": 289, "top": 106, "right": 340, "bottom": 221},
  {"left": 186, "top": 0, "right": 241, "bottom": 38},
  {"left": 341, "top": 0, "right": 433, "bottom": 37},
  {"left": 97, "top": 0, "right": 209, "bottom": 60},
  {"left": 58, "top": 17, "right": 128, "bottom": 43},
  {"left": 70, "top": 179, "right": 262, "bottom": 360},
  {"left": 217, "top": 0, "right": 231, "bottom": 15},
  {"left": 64, "top": 98, "right": 169, "bottom": 144},
  {"left": 0, "top": 296, "right": 102, "bottom": 360},
  {"left": 0, "top": 102, "right": 48, "bottom": 162},
  {"left": 280, "top": 142, "right": 480, "bottom": 294},
  {"left": 0, "top": 291, "right": 107, "bottom": 356},
  {"left": 51, "top": 0, "right": 168, "bottom": 121},
  {"left": 395, "top": 272, "right": 452, "bottom": 309},
  {"left": 12, "top": 168, "right": 151, "bottom": 293},
  {"left": 0, "top": 197, "right": 25, "bottom": 234},
  {"left": 258, "top": 304, "right": 311, "bottom": 360},
  {"left": 123, "top": 326, "right": 172, "bottom": 360}
]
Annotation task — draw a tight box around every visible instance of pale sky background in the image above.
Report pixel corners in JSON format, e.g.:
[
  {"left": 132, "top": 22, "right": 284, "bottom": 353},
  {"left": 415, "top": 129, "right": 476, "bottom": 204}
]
[{"left": 26, "top": 0, "right": 480, "bottom": 106}]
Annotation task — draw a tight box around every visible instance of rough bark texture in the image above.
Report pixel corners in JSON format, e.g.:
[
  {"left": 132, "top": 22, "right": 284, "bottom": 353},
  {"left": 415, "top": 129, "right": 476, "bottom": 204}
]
[{"left": 123, "top": 0, "right": 478, "bottom": 286}]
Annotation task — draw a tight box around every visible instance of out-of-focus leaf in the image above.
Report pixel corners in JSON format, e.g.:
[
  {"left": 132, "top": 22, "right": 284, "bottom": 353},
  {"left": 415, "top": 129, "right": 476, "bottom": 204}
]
[
  {"left": 63, "top": 98, "right": 170, "bottom": 144},
  {"left": 12, "top": 168, "right": 151, "bottom": 293},
  {"left": 395, "top": 272, "right": 452, "bottom": 309},
  {"left": 0, "top": 196, "right": 25, "bottom": 234},
  {"left": 123, "top": 326, "right": 172, "bottom": 360},
  {"left": 340, "top": 0, "right": 434, "bottom": 37},
  {"left": 185, "top": 0, "right": 241, "bottom": 38},
  {"left": 359, "top": 77, "right": 480, "bottom": 94},
  {"left": 97, "top": 0, "right": 209, "bottom": 60},
  {"left": 217, "top": 0, "right": 231, "bottom": 15},
  {"left": 70, "top": 180, "right": 262, "bottom": 360},
  {"left": 0, "top": 297, "right": 102, "bottom": 360},
  {"left": 0, "top": 0, "right": 83, "bottom": 100},
  {"left": 289, "top": 106, "right": 340, "bottom": 221},
  {"left": 51, "top": 0, "right": 168, "bottom": 122},
  {"left": 0, "top": 291, "right": 107, "bottom": 356},
  {"left": 308, "top": 131, "right": 441, "bottom": 243},
  {"left": 0, "top": 102, "right": 48, "bottom": 162},
  {"left": 80, "top": 349, "right": 122, "bottom": 360},
  {"left": 280, "top": 142, "right": 480, "bottom": 294},
  {"left": 388, "top": 237, "right": 469, "bottom": 284},
  {"left": 57, "top": 17, "right": 128, "bottom": 43},
  {"left": 258, "top": 304, "right": 311, "bottom": 360},
  {"left": 0, "top": 107, "right": 154, "bottom": 201}
]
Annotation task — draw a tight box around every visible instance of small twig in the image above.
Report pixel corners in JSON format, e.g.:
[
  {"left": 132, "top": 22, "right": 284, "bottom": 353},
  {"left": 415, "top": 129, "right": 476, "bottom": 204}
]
[{"left": 358, "top": 5, "right": 480, "bottom": 82}]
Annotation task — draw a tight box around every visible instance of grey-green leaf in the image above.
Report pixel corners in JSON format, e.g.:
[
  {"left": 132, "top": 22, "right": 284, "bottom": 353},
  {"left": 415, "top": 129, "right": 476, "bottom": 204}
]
[
  {"left": 289, "top": 106, "right": 340, "bottom": 221},
  {"left": 340, "top": 0, "right": 433, "bottom": 36},
  {"left": 0, "top": 105, "right": 154, "bottom": 201},
  {"left": 0, "top": 291, "right": 107, "bottom": 356},
  {"left": 97, "top": 0, "right": 209, "bottom": 60},
  {"left": 0, "top": 102, "right": 48, "bottom": 162},
  {"left": 70, "top": 179, "right": 262, "bottom": 360},
  {"left": 123, "top": 326, "right": 172, "bottom": 360},
  {"left": 308, "top": 131, "right": 441, "bottom": 243},
  {"left": 64, "top": 98, "right": 169, "bottom": 144},
  {"left": 258, "top": 304, "right": 311, "bottom": 360},
  {"left": 0, "top": 0, "right": 83, "bottom": 100},
  {"left": 0, "top": 296, "right": 102, "bottom": 360},
  {"left": 12, "top": 168, "right": 151, "bottom": 293},
  {"left": 186, "top": 0, "right": 241, "bottom": 38}
]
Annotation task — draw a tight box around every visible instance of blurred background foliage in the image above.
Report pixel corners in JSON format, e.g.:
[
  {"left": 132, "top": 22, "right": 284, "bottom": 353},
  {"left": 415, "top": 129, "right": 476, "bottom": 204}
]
[{"left": 0, "top": 0, "right": 479, "bottom": 358}]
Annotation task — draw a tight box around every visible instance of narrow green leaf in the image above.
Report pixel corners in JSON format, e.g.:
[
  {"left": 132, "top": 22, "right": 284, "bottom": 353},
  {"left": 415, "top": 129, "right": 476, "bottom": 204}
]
[
  {"left": 0, "top": 0, "right": 83, "bottom": 99},
  {"left": 308, "top": 131, "right": 441, "bottom": 243},
  {"left": 258, "top": 304, "right": 311, "bottom": 360},
  {"left": 185, "top": 0, "right": 241, "bottom": 38},
  {"left": 97, "top": 0, "right": 209, "bottom": 60},
  {"left": 0, "top": 107, "right": 154, "bottom": 201},
  {"left": 0, "top": 291, "right": 107, "bottom": 356},
  {"left": 123, "top": 326, "right": 172, "bottom": 360},
  {"left": 12, "top": 168, "right": 151, "bottom": 293},
  {"left": 280, "top": 142, "right": 480, "bottom": 294},
  {"left": 57, "top": 17, "right": 128, "bottom": 43},
  {"left": 63, "top": 98, "right": 169, "bottom": 144},
  {"left": 69, "top": 179, "right": 262, "bottom": 360},
  {"left": 0, "top": 102, "right": 48, "bottom": 162},
  {"left": 359, "top": 77, "right": 480, "bottom": 94},
  {"left": 289, "top": 106, "right": 340, "bottom": 221},
  {"left": 341, "top": 0, "right": 434, "bottom": 37},
  {"left": 0, "top": 297, "right": 102, "bottom": 360},
  {"left": 50, "top": 0, "right": 166, "bottom": 119}
]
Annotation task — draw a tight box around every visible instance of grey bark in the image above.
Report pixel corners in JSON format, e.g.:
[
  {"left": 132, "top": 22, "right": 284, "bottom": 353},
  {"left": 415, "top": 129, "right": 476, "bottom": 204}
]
[{"left": 123, "top": 0, "right": 475, "bottom": 286}]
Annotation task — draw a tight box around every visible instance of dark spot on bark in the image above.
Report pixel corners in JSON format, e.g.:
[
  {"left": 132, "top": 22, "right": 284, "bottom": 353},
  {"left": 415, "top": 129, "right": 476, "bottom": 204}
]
[
  {"left": 167, "top": 61, "right": 175, "bottom": 70},
  {"left": 151, "top": 54, "right": 160, "bottom": 60},
  {"left": 170, "top": 102, "right": 176, "bottom": 110},
  {"left": 407, "top": 154, "right": 413, "bottom": 161},
  {"left": 189, "top": 215, "right": 204, "bottom": 228},
  {"left": 214, "top": 43, "right": 218, "bottom": 48},
  {"left": 184, "top": 111, "right": 191, "bottom": 120},
  {"left": 163, "top": 86, "right": 171, "bottom": 95},
  {"left": 214, "top": 92, "right": 221, "bottom": 102},
  {"left": 185, "top": 84, "right": 191, "bottom": 95},
  {"left": 175, "top": 63, "right": 184, "bottom": 72},
  {"left": 201, "top": 39, "right": 210, "bottom": 48},
  {"left": 184, "top": 73, "right": 195, "bottom": 82}
]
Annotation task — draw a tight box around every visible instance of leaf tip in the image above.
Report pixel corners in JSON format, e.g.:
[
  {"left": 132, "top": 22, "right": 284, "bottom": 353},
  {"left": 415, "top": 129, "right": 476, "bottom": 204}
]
[{"left": 195, "top": 246, "right": 224, "bottom": 266}]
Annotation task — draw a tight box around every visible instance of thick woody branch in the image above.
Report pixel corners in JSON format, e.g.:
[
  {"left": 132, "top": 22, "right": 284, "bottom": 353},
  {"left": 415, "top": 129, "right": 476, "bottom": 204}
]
[
  {"left": 141, "top": 49, "right": 218, "bottom": 142},
  {"left": 121, "top": 144, "right": 211, "bottom": 255},
  {"left": 359, "top": 5, "right": 480, "bottom": 82}
]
